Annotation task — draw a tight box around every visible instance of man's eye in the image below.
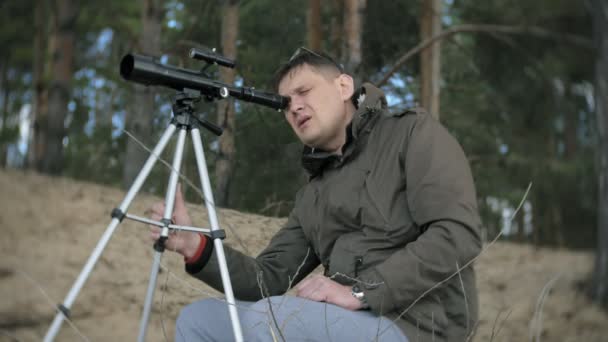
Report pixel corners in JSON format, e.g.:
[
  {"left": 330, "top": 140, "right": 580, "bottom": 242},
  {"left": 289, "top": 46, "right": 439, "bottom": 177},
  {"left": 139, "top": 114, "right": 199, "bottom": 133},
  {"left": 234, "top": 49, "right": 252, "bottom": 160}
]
[{"left": 299, "top": 89, "right": 311, "bottom": 95}]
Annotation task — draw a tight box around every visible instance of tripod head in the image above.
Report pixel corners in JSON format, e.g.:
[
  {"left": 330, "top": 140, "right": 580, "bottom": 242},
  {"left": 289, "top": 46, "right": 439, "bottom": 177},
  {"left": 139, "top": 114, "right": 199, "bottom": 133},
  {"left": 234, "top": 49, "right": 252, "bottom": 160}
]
[
  {"left": 119, "top": 48, "right": 289, "bottom": 111},
  {"left": 171, "top": 89, "right": 224, "bottom": 136}
]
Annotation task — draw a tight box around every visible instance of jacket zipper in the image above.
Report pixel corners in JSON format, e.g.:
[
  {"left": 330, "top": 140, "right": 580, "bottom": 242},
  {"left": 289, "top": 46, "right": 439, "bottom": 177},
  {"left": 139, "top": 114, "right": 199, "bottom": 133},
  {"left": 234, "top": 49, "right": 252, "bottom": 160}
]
[{"left": 354, "top": 256, "right": 363, "bottom": 277}]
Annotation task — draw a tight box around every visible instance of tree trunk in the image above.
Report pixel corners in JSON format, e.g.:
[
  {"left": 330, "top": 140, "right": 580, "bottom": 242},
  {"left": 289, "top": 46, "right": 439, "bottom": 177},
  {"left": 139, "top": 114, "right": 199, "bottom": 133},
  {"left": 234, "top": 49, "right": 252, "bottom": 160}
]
[
  {"left": 516, "top": 204, "right": 526, "bottom": 242},
  {"left": 0, "top": 59, "right": 9, "bottom": 168},
  {"left": 214, "top": 0, "right": 239, "bottom": 207},
  {"left": 592, "top": 0, "right": 608, "bottom": 309},
  {"left": 329, "top": 0, "right": 343, "bottom": 58},
  {"left": 564, "top": 85, "right": 578, "bottom": 158},
  {"left": 41, "top": 0, "right": 78, "bottom": 174},
  {"left": 419, "top": 0, "right": 442, "bottom": 120},
  {"left": 28, "top": 0, "right": 49, "bottom": 170},
  {"left": 343, "top": 0, "right": 366, "bottom": 81},
  {"left": 122, "top": 0, "right": 163, "bottom": 187},
  {"left": 307, "top": 0, "right": 322, "bottom": 51}
]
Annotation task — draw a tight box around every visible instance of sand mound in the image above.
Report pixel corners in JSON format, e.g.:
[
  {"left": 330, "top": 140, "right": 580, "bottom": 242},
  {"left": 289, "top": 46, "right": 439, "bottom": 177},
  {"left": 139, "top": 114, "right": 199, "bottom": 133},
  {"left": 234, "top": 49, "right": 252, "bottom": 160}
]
[{"left": 0, "top": 169, "right": 605, "bottom": 341}]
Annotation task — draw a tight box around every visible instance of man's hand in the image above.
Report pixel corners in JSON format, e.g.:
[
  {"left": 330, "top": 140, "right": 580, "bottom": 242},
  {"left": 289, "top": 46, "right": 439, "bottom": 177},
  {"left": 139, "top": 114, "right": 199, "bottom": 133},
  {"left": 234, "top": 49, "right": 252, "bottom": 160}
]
[
  {"left": 148, "top": 185, "right": 201, "bottom": 259},
  {"left": 295, "top": 274, "right": 362, "bottom": 311}
]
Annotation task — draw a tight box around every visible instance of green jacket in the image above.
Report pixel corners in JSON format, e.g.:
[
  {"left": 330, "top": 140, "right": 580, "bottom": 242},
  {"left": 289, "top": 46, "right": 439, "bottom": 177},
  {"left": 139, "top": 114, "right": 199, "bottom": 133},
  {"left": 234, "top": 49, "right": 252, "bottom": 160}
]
[{"left": 188, "top": 84, "right": 482, "bottom": 342}]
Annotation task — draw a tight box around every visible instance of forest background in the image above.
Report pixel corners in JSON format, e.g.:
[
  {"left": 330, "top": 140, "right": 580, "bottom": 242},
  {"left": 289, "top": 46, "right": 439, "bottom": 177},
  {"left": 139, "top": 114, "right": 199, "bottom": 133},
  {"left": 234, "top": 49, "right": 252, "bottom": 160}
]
[{"left": 1, "top": 0, "right": 608, "bottom": 340}]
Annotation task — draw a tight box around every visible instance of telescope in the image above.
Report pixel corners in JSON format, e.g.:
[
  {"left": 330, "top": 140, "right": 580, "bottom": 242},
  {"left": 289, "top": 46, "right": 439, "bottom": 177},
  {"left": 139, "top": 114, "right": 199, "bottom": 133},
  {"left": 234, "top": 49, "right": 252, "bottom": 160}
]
[{"left": 120, "top": 48, "right": 289, "bottom": 111}]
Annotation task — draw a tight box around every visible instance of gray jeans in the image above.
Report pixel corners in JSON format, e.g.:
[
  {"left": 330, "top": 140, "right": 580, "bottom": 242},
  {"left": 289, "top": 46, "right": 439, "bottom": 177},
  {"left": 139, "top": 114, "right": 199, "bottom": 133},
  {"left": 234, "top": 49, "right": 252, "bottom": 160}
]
[{"left": 175, "top": 295, "right": 409, "bottom": 342}]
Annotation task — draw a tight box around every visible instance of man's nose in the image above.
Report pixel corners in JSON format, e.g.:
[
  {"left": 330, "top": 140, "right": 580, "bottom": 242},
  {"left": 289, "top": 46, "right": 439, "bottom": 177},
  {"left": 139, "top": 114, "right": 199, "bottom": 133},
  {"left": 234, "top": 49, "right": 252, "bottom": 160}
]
[{"left": 289, "top": 97, "right": 303, "bottom": 115}]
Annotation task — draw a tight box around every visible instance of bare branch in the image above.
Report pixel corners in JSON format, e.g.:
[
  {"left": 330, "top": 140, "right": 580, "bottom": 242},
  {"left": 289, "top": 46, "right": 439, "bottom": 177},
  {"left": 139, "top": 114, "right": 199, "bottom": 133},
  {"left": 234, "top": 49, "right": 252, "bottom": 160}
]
[
  {"left": 328, "top": 272, "right": 384, "bottom": 287},
  {"left": 377, "top": 24, "right": 593, "bottom": 86},
  {"left": 287, "top": 248, "right": 312, "bottom": 290}
]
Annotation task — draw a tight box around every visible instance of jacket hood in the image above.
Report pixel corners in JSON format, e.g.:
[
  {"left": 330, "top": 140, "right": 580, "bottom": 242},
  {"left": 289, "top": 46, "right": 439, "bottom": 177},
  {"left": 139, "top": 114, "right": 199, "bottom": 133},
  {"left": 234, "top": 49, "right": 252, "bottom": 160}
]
[
  {"left": 301, "top": 83, "right": 387, "bottom": 177},
  {"left": 350, "top": 82, "right": 388, "bottom": 138}
]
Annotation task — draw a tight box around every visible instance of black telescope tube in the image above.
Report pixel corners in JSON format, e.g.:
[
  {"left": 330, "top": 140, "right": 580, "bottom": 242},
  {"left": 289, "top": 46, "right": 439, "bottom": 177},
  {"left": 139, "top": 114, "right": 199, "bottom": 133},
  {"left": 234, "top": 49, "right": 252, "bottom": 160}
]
[{"left": 120, "top": 54, "right": 289, "bottom": 110}]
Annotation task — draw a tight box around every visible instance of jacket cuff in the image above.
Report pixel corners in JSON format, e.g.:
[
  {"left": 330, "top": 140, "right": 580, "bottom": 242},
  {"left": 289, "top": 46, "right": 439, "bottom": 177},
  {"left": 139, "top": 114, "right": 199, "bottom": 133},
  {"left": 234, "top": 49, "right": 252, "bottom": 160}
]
[
  {"left": 185, "top": 235, "right": 214, "bottom": 274},
  {"left": 359, "top": 268, "right": 396, "bottom": 315}
]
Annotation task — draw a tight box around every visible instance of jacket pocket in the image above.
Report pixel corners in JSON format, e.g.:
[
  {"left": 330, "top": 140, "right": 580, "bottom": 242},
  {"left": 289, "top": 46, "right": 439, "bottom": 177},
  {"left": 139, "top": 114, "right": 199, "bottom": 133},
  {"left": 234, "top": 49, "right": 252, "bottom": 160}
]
[{"left": 326, "top": 234, "right": 360, "bottom": 284}]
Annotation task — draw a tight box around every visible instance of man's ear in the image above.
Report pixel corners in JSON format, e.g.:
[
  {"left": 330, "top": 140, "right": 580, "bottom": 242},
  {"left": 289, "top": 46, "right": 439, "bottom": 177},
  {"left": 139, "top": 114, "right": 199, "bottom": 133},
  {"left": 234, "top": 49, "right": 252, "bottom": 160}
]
[{"left": 337, "top": 74, "right": 355, "bottom": 101}]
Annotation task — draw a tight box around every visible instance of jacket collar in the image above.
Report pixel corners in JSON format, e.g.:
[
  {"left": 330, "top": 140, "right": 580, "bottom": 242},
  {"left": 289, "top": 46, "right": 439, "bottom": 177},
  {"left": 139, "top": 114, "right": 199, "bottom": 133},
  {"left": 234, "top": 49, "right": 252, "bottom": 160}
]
[{"left": 301, "top": 83, "right": 387, "bottom": 177}]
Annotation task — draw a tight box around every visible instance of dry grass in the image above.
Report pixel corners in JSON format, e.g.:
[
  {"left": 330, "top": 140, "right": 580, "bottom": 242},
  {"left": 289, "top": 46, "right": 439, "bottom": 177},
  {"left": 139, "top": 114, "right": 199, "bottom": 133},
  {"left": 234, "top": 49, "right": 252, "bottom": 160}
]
[{"left": 0, "top": 169, "right": 606, "bottom": 341}]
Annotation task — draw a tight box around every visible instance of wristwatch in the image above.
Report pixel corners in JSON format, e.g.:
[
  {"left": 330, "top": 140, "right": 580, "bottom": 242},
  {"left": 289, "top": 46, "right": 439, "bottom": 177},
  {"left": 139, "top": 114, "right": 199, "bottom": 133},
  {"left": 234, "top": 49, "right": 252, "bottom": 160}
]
[{"left": 351, "top": 284, "right": 370, "bottom": 309}]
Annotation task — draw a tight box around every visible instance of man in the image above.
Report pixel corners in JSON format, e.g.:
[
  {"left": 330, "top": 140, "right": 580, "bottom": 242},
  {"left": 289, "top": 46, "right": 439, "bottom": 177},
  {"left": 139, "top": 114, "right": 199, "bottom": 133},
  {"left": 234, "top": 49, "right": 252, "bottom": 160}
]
[{"left": 149, "top": 48, "right": 482, "bottom": 341}]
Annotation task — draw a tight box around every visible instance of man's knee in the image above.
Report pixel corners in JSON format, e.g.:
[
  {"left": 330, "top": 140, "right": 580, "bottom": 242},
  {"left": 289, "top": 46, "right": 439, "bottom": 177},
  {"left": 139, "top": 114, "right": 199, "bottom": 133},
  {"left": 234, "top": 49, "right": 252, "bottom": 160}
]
[
  {"left": 240, "top": 296, "right": 286, "bottom": 340},
  {"left": 175, "top": 298, "right": 228, "bottom": 340},
  {"left": 176, "top": 300, "right": 202, "bottom": 337},
  {"left": 175, "top": 301, "right": 197, "bottom": 330}
]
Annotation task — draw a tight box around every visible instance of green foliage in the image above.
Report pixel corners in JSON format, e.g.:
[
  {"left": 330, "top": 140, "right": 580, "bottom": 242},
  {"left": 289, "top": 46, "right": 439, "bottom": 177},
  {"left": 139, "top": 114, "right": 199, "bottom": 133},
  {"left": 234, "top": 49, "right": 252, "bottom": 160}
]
[
  {"left": 0, "top": 0, "right": 598, "bottom": 248},
  {"left": 363, "top": 1, "right": 419, "bottom": 81},
  {"left": 444, "top": 0, "right": 596, "bottom": 247}
]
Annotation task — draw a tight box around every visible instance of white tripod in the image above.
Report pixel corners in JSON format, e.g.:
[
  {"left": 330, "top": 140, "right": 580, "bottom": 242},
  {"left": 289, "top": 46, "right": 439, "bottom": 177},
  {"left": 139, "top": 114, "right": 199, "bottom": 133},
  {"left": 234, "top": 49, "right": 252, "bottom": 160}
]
[{"left": 44, "top": 90, "right": 244, "bottom": 342}]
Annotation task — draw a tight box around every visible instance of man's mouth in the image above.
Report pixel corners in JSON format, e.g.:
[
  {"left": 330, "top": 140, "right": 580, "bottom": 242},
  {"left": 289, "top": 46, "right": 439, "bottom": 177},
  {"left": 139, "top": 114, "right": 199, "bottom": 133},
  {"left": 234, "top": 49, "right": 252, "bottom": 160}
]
[{"left": 297, "top": 116, "right": 311, "bottom": 128}]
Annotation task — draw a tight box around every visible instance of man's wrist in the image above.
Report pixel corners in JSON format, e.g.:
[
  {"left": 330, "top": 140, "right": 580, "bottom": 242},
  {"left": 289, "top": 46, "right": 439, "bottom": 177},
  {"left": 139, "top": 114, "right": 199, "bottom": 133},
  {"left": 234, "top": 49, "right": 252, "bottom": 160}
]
[
  {"left": 351, "top": 284, "right": 370, "bottom": 309},
  {"left": 182, "top": 233, "right": 203, "bottom": 261}
]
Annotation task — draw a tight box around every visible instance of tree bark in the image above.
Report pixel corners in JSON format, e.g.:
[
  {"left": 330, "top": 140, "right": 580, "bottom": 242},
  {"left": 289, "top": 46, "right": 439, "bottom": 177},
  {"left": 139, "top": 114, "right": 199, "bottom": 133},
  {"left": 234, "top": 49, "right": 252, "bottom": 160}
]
[
  {"left": 214, "top": 0, "right": 239, "bottom": 207},
  {"left": 329, "top": 0, "right": 343, "bottom": 58},
  {"left": 419, "top": 0, "right": 442, "bottom": 120},
  {"left": 307, "top": 0, "right": 322, "bottom": 51},
  {"left": 564, "top": 85, "right": 578, "bottom": 158},
  {"left": 29, "top": 0, "right": 49, "bottom": 170},
  {"left": 591, "top": 0, "right": 608, "bottom": 309},
  {"left": 41, "top": 0, "right": 78, "bottom": 174},
  {"left": 122, "top": 0, "right": 163, "bottom": 187},
  {"left": 0, "top": 59, "right": 9, "bottom": 168},
  {"left": 516, "top": 203, "right": 526, "bottom": 242},
  {"left": 343, "top": 0, "right": 366, "bottom": 81}
]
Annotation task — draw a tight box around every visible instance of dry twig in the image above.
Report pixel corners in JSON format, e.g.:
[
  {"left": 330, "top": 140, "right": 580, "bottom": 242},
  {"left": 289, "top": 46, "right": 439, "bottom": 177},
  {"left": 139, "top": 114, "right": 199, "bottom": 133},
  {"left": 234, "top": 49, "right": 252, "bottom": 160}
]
[
  {"left": 379, "top": 182, "right": 532, "bottom": 337},
  {"left": 529, "top": 273, "right": 562, "bottom": 342},
  {"left": 17, "top": 270, "right": 90, "bottom": 342}
]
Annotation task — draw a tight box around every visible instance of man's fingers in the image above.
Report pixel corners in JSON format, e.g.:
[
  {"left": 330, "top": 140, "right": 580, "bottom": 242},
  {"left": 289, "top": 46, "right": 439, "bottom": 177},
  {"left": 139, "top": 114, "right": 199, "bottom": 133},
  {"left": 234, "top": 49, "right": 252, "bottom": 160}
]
[
  {"left": 175, "top": 183, "right": 185, "bottom": 207},
  {"left": 296, "top": 277, "right": 324, "bottom": 300},
  {"left": 149, "top": 226, "right": 161, "bottom": 241},
  {"left": 150, "top": 213, "right": 163, "bottom": 221},
  {"left": 298, "top": 285, "right": 325, "bottom": 302},
  {"left": 294, "top": 277, "right": 310, "bottom": 293},
  {"left": 146, "top": 202, "right": 165, "bottom": 217}
]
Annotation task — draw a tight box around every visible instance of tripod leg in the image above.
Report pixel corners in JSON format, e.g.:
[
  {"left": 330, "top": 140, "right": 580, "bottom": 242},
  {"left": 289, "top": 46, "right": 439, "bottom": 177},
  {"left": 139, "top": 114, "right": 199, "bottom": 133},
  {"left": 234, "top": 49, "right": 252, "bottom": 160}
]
[
  {"left": 44, "top": 124, "right": 178, "bottom": 342},
  {"left": 190, "top": 127, "right": 244, "bottom": 342},
  {"left": 138, "top": 126, "right": 188, "bottom": 342}
]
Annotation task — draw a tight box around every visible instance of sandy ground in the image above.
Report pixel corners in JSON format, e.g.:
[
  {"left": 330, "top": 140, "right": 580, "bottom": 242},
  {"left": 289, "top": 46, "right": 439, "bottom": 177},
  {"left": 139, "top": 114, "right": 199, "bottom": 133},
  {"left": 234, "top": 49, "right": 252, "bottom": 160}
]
[{"left": 0, "top": 169, "right": 606, "bottom": 341}]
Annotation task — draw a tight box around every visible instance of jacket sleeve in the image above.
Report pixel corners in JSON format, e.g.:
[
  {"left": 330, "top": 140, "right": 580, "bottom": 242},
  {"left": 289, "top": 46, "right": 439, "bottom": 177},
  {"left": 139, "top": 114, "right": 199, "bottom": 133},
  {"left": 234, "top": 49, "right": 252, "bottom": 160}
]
[
  {"left": 359, "top": 111, "right": 482, "bottom": 314},
  {"left": 186, "top": 195, "right": 320, "bottom": 301}
]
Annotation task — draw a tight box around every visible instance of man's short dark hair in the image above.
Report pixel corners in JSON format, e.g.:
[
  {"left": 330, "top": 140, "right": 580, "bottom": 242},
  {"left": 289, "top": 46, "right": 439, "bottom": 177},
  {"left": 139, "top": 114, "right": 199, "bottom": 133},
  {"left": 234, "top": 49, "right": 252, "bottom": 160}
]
[{"left": 273, "top": 47, "right": 344, "bottom": 91}]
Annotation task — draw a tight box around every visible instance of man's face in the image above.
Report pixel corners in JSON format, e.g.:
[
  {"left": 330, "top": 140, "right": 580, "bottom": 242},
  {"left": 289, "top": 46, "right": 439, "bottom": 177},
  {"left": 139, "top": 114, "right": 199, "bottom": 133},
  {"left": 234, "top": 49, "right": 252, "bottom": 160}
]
[{"left": 278, "top": 64, "right": 354, "bottom": 153}]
